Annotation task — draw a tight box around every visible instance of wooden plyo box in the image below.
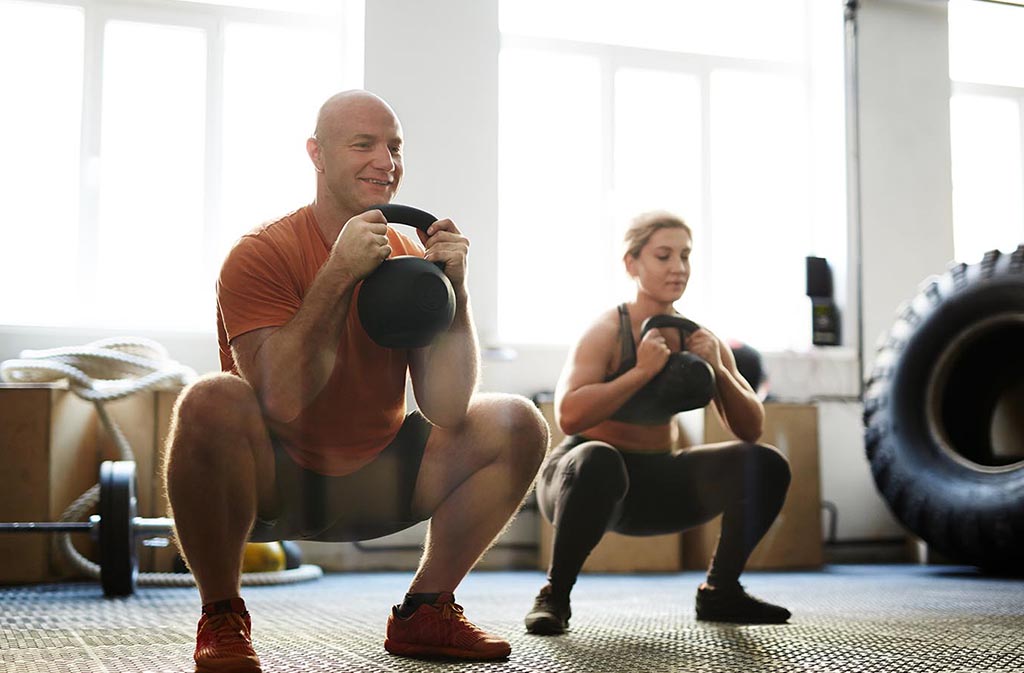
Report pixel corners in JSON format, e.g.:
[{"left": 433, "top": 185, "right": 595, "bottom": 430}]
[
  {"left": 682, "top": 403, "right": 824, "bottom": 570},
  {"left": 535, "top": 401, "right": 682, "bottom": 573},
  {"left": 0, "top": 384, "right": 183, "bottom": 583}
]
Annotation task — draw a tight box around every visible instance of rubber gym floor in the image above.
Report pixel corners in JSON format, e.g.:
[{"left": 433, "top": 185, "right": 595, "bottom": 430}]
[{"left": 2, "top": 565, "right": 1023, "bottom": 673}]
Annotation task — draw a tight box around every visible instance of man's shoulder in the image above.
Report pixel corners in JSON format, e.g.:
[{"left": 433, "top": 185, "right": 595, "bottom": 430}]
[
  {"left": 226, "top": 206, "right": 313, "bottom": 260},
  {"left": 246, "top": 205, "right": 313, "bottom": 243}
]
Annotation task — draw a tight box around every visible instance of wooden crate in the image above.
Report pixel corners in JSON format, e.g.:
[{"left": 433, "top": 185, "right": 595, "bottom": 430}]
[{"left": 0, "top": 384, "right": 183, "bottom": 583}]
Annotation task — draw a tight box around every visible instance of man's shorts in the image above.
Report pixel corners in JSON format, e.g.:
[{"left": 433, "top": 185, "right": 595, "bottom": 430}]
[{"left": 250, "top": 411, "right": 432, "bottom": 542}]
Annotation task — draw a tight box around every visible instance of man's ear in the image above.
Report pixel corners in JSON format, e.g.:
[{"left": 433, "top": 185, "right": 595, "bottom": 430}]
[{"left": 306, "top": 137, "right": 325, "bottom": 173}]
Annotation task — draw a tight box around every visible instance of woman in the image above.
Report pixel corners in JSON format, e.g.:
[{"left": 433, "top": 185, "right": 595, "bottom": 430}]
[{"left": 525, "top": 211, "right": 792, "bottom": 635}]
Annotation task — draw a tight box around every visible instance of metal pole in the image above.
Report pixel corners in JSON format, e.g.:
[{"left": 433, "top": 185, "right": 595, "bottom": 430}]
[
  {"left": 0, "top": 522, "right": 94, "bottom": 532},
  {"left": 844, "top": 0, "right": 866, "bottom": 398}
]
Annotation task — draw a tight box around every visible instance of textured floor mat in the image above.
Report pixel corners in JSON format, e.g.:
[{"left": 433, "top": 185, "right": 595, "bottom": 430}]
[{"left": 2, "top": 565, "right": 1023, "bottom": 672}]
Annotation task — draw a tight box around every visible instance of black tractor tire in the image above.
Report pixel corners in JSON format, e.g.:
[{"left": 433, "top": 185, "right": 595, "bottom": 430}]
[{"left": 863, "top": 245, "right": 1024, "bottom": 572}]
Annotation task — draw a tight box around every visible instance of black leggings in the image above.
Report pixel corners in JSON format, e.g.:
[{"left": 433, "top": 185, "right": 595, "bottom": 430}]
[{"left": 536, "top": 435, "right": 791, "bottom": 591}]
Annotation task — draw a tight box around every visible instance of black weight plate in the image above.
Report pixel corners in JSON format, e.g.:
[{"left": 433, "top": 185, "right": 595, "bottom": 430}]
[{"left": 99, "top": 460, "right": 138, "bottom": 597}]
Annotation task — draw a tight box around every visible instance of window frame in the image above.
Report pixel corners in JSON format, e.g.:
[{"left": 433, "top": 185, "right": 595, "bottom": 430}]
[
  {"left": 497, "top": 25, "right": 828, "bottom": 348},
  {"left": 949, "top": 79, "right": 1024, "bottom": 255},
  {"left": 3, "top": 0, "right": 360, "bottom": 332}
]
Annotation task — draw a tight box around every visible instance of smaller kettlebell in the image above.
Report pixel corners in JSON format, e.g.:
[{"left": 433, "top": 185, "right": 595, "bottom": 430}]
[
  {"left": 610, "top": 315, "right": 716, "bottom": 425},
  {"left": 357, "top": 204, "right": 456, "bottom": 349}
]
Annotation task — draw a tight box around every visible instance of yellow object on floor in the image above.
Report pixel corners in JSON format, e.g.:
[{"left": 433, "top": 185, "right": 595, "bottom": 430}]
[{"left": 242, "top": 542, "right": 286, "bottom": 573}]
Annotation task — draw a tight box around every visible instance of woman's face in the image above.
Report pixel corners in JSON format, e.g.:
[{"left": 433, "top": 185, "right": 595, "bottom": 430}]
[{"left": 626, "top": 227, "right": 692, "bottom": 302}]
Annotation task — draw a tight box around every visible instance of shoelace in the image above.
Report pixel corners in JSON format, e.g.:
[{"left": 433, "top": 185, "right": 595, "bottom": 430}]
[
  {"left": 437, "top": 601, "right": 490, "bottom": 639},
  {"left": 439, "top": 601, "right": 463, "bottom": 621},
  {"left": 205, "top": 614, "right": 252, "bottom": 647}
]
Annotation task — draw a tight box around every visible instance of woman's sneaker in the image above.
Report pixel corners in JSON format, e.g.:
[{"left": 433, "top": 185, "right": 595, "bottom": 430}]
[
  {"left": 695, "top": 583, "right": 791, "bottom": 624},
  {"left": 524, "top": 584, "right": 571, "bottom": 635}
]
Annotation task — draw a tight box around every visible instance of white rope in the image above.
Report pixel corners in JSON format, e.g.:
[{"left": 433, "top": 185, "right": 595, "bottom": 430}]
[
  {"left": 1, "top": 336, "right": 195, "bottom": 404},
  {"left": 1, "top": 337, "right": 322, "bottom": 589}
]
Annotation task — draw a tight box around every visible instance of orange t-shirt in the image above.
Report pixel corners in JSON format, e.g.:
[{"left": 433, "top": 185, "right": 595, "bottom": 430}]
[{"left": 216, "top": 205, "right": 425, "bottom": 476}]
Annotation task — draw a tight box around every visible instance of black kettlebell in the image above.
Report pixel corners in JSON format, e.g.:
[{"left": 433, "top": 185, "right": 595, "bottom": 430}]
[
  {"left": 610, "top": 314, "right": 716, "bottom": 425},
  {"left": 357, "top": 204, "right": 456, "bottom": 349}
]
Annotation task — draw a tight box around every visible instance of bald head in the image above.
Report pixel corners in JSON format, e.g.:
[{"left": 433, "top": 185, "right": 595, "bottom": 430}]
[
  {"left": 305, "top": 89, "right": 404, "bottom": 220},
  {"left": 313, "top": 90, "right": 401, "bottom": 147}
]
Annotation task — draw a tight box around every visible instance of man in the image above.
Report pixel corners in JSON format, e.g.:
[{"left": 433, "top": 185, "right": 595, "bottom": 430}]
[{"left": 164, "top": 90, "right": 548, "bottom": 672}]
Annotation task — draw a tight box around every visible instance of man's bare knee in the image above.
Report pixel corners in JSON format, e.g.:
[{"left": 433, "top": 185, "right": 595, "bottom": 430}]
[
  {"left": 167, "top": 373, "right": 264, "bottom": 471},
  {"left": 483, "top": 394, "right": 548, "bottom": 480},
  {"left": 171, "top": 373, "right": 259, "bottom": 441}
]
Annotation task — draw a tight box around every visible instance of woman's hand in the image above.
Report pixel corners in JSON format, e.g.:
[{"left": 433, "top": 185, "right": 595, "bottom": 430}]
[
  {"left": 686, "top": 328, "right": 724, "bottom": 371},
  {"left": 636, "top": 329, "right": 671, "bottom": 379}
]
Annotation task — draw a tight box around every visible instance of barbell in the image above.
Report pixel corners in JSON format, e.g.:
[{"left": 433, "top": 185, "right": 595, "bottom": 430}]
[{"left": 0, "top": 460, "right": 172, "bottom": 597}]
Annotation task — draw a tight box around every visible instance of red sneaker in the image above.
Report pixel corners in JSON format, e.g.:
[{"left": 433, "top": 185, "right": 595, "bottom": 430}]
[
  {"left": 193, "top": 599, "right": 262, "bottom": 673},
  {"left": 385, "top": 592, "right": 511, "bottom": 660}
]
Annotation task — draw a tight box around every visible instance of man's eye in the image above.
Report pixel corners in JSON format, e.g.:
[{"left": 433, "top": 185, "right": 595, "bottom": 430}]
[
  {"left": 353, "top": 143, "right": 371, "bottom": 149},
  {"left": 390, "top": 146, "right": 402, "bottom": 154},
  {"left": 657, "top": 255, "right": 670, "bottom": 261}
]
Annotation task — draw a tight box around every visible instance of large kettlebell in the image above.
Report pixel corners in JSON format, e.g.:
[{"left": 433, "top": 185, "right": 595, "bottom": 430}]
[
  {"left": 357, "top": 204, "right": 456, "bottom": 349},
  {"left": 610, "top": 314, "right": 716, "bottom": 425}
]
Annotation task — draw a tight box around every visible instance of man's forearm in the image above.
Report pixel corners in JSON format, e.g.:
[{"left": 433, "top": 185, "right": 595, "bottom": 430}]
[
  {"left": 251, "top": 264, "right": 357, "bottom": 422},
  {"left": 416, "top": 288, "right": 479, "bottom": 426}
]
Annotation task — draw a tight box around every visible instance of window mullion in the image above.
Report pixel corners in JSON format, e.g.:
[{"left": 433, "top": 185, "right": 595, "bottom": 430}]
[
  {"left": 203, "top": 16, "right": 225, "bottom": 278},
  {"left": 601, "top": 47, "right": 616, "bottom": 297},
  {"left": 699, "top": 66, "right": 713, "bottom": 318},
  {"left": 77, "top": 2, "right": 106, "bottom": 319},
  {"left": 1019, "top": 93, "right": 1024, "bottom": 243}
]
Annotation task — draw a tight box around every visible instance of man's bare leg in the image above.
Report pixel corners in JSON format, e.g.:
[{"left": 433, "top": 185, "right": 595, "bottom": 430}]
[
  {"left": 407, "top": 393, "right": 548, "bottom": 592},
  {"left": 164, "top": 373, "right": 278, "bottom": 605},
  {"left": 382, "top": 393, "right": 547, "bottom": 659}
]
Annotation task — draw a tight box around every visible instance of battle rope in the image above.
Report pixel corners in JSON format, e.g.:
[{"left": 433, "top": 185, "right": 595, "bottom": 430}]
[{"left": 0, "top": 338, "right": 322, "bottom": 588}]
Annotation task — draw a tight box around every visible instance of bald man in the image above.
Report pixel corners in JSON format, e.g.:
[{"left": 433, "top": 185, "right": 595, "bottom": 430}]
[{"left": 164, "top": 90, "right": 548, "bottom": 672}]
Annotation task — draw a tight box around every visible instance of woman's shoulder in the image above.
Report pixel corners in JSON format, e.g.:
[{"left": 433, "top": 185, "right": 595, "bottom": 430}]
[
  {"left": 597, "top": 304, "right": 629, "bottom": 331},
  {"left": 576, "top": 305, "right": 627, "bottom": 348}
]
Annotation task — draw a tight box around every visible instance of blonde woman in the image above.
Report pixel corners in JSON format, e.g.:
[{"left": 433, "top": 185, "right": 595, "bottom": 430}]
[{"left": 525, "top": 211, "right": 791, "bottom": 635}]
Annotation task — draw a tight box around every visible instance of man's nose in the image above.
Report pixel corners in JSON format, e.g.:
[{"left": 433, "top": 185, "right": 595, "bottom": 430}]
[{"left": 372, "top": 145, "right": 396, "bottom": 171}]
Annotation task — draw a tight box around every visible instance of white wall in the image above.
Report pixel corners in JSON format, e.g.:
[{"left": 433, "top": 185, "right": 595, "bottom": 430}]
[{"left": 854, "top": 0, "right": 956, "bottom": 378}]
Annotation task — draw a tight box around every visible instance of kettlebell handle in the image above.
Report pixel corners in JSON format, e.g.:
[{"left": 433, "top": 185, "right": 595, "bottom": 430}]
[
  {"left": 639, "top": 315, "right": 700, "bottom": 350},
  {"left": 368, "top": 203, "right": 437, "bottom": 234},
  {"left": 367, "top": 203, "right": 444, "bottom": 270}
]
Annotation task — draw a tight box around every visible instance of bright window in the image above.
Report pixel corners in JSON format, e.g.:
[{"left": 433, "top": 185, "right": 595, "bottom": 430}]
[
  {"left": 948, "top": 0, "right": 1024, "bottom": 264},
  {"left": 498, "top": 0, "right": 846, "bottom": 350},
  {"left": 498, "top": 48, "right": 603, "bottom": 339},
  {"left": 97, "top": 21, "right": 208, "bottom": 329},
  {"left": 0, "top": 1, "right": 84, "bottom": 328},
  {"left": 0, "top": 0, "right": 362, "bottom": 332},
  {"left": 499, "top": 0, "right": 807, "bottom": 63}
]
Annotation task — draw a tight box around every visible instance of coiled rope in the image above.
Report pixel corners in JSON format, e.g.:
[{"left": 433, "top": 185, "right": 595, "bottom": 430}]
[{"left": 0, "top": 337, "right": 322, "bottom": 588}]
